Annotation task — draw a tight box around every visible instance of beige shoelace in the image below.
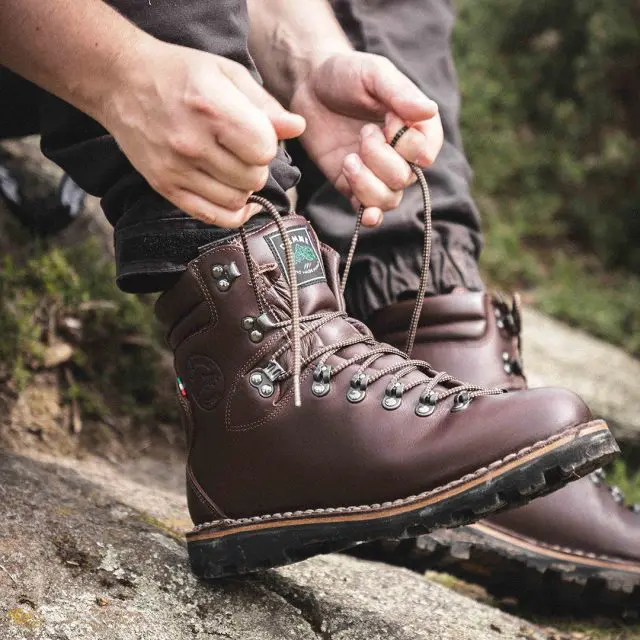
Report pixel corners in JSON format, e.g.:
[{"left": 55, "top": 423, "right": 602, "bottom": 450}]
[{"left": 241, "top": 126, "right": 503, "bottom": 409}]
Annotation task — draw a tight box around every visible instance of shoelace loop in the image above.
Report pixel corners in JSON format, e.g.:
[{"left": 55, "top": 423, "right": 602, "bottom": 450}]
[{"left": 242, "top": 126, "right": 503, "bottom": 409}]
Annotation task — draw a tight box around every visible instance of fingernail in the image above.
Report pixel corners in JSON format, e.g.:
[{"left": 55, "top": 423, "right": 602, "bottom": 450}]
[
  {"left": 419, "top": 96, "right": 439, "bottom": 112},
  {"left": 343, "top": 154, "right": 361, "bottom": 175}
]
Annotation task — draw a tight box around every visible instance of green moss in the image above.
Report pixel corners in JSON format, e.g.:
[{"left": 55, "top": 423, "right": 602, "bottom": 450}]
[
  {"left": 7, "top": 607, "right": 42, "bottom": 629},
  {"left": 137, "top": 512, "right": 185, "bottom": 542},
  {"left": 0, "top": 238, "right": 174, "bottom": 423},
  {"left": 607, "top": 460, "right": 640, "bottom": 505}
]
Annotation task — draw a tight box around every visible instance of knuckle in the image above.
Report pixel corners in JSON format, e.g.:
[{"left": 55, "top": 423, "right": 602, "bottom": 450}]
[
  {"left": 382, "top": 190, "right": 402, "bottom": 211},
  {"left": 387, "top": 170, "right": 409, "bottom": 191},
  {"left": 251, "top": 141, "right": 278, "bottom": 166},
  {"left": 225, "top": 60, "right": 250, "bottom": 79},
  {"left": 148, "top": 174, "right": 171, "bottom": 196},
  {"left": 360, "top": 135, "right": 378, "bottom": 159},
  {"left": 348, "top": 171, "right": 367, "bottom": 195},
  {"left": 250, "top": 166, "right": 270, "bottom": 191},
  {"left": 226, "top": 191, "right": 250, "bottom": 210},
  {"left": 417, "top": 148, "right": 436, "bottom": 166},
  {"left": 216, "top": 210, "right": 244, "bottom": 229},
  {"left": 169, "top": 133, "right": 200, "bottom": 158}
]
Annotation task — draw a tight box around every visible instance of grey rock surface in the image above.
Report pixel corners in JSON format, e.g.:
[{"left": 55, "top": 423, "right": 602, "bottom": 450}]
[
  {"left": 0, "top": 452, "right": 544, "bottom": 640},
  {"left": 0, "top": 138, "right": 112, "bottom": 255},
  {"left": 523, "top": 308, "right": 640, "bottom": 446}
]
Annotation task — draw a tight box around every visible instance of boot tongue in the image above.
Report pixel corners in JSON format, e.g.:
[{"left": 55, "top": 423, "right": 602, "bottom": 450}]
[{"left": 239, "top": 215, "right": 342, "bottom": 317}]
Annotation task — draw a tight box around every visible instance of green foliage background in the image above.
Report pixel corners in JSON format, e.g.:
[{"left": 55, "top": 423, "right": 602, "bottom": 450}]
[{"left": 453, "top": 0, "right": 640, "bottom": 355}]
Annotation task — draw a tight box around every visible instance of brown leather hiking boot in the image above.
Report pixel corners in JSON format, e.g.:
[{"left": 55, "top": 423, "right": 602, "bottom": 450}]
[
  {"left": 155, "top": 212, "right": 617, "bottom": 579},
  {"left": 367, "top": 291, "right": 640, "bottom": 609}
]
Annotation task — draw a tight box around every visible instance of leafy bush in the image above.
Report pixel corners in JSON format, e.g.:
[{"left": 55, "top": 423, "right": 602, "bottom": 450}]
[{"left": 454, "top": 0, "right": 640, "bottom": 354}]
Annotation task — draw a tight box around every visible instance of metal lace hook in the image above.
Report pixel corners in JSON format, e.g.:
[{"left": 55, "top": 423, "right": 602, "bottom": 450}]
[{"left": 244, "top": 195, "right": 303, "bottom": 407}]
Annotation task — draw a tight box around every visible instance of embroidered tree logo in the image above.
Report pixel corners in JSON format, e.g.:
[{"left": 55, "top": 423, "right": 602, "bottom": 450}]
[{"left": 293, "top": 243, "right": 318, "bottom": 264}]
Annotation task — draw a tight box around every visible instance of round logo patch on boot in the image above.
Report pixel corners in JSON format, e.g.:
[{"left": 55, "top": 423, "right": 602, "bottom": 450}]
[{"left": 185, "top": 355, "right": 225, "bottom": 410}]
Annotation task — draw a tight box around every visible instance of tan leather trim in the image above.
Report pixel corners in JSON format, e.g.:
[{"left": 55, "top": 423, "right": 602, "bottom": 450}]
[
  {"left": 187, "top": 421, "right": 610, "bottom": 542},
  {"left": 470, "top": 521, "right": 640, "bottom": 574}
]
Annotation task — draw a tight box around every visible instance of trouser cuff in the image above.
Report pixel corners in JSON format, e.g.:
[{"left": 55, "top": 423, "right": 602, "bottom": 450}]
[{"left": 344, "top": 227, "right": 484, "bottom": 322}]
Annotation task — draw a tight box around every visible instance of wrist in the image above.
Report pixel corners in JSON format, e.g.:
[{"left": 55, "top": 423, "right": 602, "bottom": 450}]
[{"left": 84, "top": 32, "right": 159, "bottom": 130}]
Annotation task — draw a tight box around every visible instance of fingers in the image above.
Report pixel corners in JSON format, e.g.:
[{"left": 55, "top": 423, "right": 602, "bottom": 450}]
[
  {"left": 383, "top": 112, "right": 444, "bottom": 168},
  {"left": 342, "top": 153, "right": 403, "bottom": 213},
  {"left": 361, "top": 206, "right": 384, "bottom": 227},
  {"left": 225, "top": 64, "right": 306, "bottom": 140},
  {"left": 178, "top": 170, "right": 252, "bottom": 212},
  {"left": 359, "top": 124, "right": 417, "bottom": 190},
  {"left": 162, "top": 126, "right": 271, "bottom": 193},
  {"left": 189, "top": 74, "right": 279, "bottom": 166},
  {"left": 169, "top": 190, "right": 261, "bottom": 228},
  {"left": 363, "top": 55, "right": 439, "bottom": 123},
  {"left": 196, "top": 146, "right": 270, "bottom": 193}
]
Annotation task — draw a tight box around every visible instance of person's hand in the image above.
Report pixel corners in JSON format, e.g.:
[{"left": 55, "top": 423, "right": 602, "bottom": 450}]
[
  {"left": 290, "top": 52, "right": 443, "bottom": 226},
  {"left": 102, "top": 40, "right": 306, "bottom": 227}
]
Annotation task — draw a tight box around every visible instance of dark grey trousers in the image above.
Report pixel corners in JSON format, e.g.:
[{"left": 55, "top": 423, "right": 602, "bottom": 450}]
[{"left": 0, "top": 0, "right": 482, "bottom": 316}]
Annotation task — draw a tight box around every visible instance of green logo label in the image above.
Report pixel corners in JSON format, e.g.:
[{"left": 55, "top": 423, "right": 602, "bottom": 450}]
[{"left": 265, "top": 226, "right": 326, "bottom": 288}]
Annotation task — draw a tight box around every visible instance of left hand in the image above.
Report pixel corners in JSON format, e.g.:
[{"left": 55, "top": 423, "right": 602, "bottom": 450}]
[{"left": 290, "top": 52, "right": 444, "bottom": 226}]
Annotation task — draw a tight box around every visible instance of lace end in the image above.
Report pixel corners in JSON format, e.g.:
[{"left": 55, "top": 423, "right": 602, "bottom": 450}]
[{"left": 294, "top": 374, "right": 302, "bottom": 407}]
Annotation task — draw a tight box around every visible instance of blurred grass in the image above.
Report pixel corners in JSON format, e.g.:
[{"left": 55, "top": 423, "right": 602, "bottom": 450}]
[{"left": 608, "top": 460, "right": 640, "bottom": 505}]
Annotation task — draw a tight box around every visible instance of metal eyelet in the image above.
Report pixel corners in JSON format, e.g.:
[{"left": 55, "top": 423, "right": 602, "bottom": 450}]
[
  {"left": 382, "top": 382, "right": 404, "bottom": 411},
  {"left": 347, "top": 372, "right": 369, "bottom": 403},
  {"left": 255, "top": 313, "right": 277, "bottom": 331},
  {"left": 242, "top": 313, "right": 275, "bottom": 343},
  {"left": 501, "top": 351, "right": 522, "bottom": 376},
  {"left": 212, "top": 261, "right": 241, "bottom": 291},
  {"left": 451, "top": 390, "right": 472, "bottom": 412},
  {"left": 610, "top": 485, "right": 625, "bottom": 505},
  {"left": 415, "top": 390, "right": 438, "bottom": 417},
  {"left": 242, "top": 316, "right": 256, "bottom": 331},
  {"left": 312, "top": 364, "right": 332, "bottom": 397},
  {"left": 249, "top": 359, "right": 286, "bottom": 398}
]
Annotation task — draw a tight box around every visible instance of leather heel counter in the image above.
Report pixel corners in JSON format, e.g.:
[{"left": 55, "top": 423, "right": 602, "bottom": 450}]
[{"left": 178, "top": 391, "right": 228, "bottom": 525}]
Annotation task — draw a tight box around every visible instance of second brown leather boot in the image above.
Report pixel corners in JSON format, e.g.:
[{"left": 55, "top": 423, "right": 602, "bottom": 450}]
[
  {"left": 156, "top": 212, "right": 618, "bottom": 579},
  {"left": 368, "top": 291, "right": 640, "bottom": 609}
]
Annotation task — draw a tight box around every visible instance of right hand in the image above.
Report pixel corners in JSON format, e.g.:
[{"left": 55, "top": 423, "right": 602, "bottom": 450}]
[{"left": 102, "top": 40, "right": 305, "bottom": 227}]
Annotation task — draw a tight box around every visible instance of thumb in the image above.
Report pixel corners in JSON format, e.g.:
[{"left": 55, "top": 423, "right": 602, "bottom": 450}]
[
  {"left": 365, "top": 58, "right": 439, "bottom": 124},
  {"left": 228, "top": 70, "right": 306, "bottom": 140}
]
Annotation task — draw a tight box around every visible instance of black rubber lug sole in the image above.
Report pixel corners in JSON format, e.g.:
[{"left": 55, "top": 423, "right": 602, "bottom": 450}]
[
  {"left": 355, "top": 522, "right": 640, "bottom": 615},
  {"left": 188, "top": 424, "right": 618, "bottom": 579}
]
